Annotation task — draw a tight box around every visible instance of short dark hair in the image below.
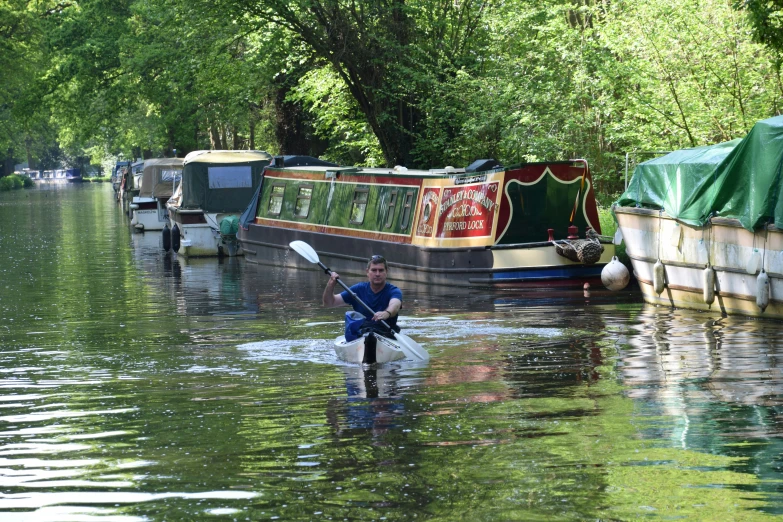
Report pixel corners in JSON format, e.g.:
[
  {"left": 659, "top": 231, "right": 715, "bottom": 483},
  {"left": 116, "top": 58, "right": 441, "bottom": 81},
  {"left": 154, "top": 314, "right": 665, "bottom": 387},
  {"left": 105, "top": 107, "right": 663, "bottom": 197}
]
[{"left": 367, "top": 254, "right": 388, "bottom": 271}]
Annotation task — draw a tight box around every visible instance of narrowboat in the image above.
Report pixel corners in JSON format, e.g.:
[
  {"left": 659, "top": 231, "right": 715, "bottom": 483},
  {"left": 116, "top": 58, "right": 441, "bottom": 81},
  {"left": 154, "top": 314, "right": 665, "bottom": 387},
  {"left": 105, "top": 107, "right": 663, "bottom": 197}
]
[
  {"left": 37, "top": 169, "right": 67, "bottom": 183},
  {"left": 164, "top": 150, "right": 272, "bottom": 257},
  {"left": 65, "top": 168, "right": 82, "bottom": 182},
  {"left": 130, "top": 158, "right": 184, "bottom": 231},
  {"left": 614, "top": 115, "right": 783, "bottom": 319},
  {"left": 238, "top": 157, "right": 614, "bottom": 286}
]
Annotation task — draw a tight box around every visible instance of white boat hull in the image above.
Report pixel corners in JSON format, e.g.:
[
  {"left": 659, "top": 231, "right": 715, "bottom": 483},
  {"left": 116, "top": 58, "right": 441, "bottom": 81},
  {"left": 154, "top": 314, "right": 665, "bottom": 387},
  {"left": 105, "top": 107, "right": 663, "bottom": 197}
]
[
  {"left": 167, "top": 210, "right": 243, "bottom": 257},
  {"left": 131, "top": 197, "right": 169, "bottom": 231},
  {"left": 615, "top": 206, "right": 783, "bottom": 319},
  {"left": 334, "top": 334, "right": 407, "bottom": 364}
]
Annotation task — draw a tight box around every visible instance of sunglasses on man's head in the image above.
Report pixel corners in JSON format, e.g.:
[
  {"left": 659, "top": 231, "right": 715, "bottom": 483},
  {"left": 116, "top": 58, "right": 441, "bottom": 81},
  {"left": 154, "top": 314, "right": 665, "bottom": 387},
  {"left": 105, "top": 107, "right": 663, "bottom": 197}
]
[{"left": 370, "top": 255, "right": 386, "bottom": 262}]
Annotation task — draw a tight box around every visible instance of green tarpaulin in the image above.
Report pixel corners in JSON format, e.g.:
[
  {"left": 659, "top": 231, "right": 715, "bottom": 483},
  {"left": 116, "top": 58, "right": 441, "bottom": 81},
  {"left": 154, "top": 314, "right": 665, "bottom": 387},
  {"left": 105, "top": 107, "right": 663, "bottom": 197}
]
[{"left": 615, "top": 115, "right": 783, "bottom": 231}]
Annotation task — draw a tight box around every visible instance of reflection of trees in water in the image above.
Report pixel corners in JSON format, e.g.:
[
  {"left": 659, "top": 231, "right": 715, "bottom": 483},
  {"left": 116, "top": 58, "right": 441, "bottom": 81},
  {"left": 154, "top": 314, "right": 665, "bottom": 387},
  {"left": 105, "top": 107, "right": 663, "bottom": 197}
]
[{"left": 620, "top": 305, "right": 783, "bottom": 513}]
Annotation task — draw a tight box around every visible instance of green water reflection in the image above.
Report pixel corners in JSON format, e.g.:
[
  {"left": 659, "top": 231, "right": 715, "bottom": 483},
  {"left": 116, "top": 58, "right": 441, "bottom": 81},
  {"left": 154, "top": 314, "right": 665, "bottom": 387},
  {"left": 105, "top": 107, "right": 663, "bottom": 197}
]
[{"left": 0, "top": 184, "right": 781, "bottom": 520}]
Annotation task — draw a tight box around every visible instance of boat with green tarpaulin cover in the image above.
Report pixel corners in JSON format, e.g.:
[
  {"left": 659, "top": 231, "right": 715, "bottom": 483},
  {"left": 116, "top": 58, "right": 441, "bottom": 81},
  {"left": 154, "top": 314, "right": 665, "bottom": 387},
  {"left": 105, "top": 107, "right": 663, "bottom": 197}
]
[{"left": 614, "top": 115, "right": 783, "bottom": 318}]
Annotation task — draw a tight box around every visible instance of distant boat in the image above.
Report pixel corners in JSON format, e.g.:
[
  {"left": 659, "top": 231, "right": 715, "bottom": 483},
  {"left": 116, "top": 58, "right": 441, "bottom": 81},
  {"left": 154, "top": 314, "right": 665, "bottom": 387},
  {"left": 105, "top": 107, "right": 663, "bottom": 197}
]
[
  {"left": 130, "top": 158, "right": 184, "bottom": 232},
  {"left": 65, "top": 168, "right": 82, "bottom": 183},
  {"left": 112, "top": 160, "right": 132, "bottom": 193},
  {"left": 614, "top": 115, "right": 783, "bottom": 319},
  {"left": 120, "top": 160, "right": 145, "bottom": 215},
  {"left": 238, "top": 156, "right": 613, "bottom": 286},
  {"left": 35, "top": 169, "right": 67, "bottom": 184},
  {"left": 164, "top": 150, "right": 272, "bottom": 257}
]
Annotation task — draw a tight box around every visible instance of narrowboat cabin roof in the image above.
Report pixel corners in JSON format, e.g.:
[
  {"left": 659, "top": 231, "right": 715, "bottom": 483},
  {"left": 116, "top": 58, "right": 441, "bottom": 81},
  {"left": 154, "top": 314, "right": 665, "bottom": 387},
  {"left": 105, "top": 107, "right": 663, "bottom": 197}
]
[{"left": 265, "top": 165, "right": 470, "bottom": 178}]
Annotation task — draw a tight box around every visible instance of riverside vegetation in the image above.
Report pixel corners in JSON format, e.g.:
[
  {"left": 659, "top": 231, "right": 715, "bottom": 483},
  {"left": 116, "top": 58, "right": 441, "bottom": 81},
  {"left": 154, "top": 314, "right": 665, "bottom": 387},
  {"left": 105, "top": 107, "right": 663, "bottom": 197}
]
[
  {"left": 1, "top": 0, "right": 782, "bottom": 201},
  {"left": 0, "top": 174, "right": 34, "bottom": 191}
]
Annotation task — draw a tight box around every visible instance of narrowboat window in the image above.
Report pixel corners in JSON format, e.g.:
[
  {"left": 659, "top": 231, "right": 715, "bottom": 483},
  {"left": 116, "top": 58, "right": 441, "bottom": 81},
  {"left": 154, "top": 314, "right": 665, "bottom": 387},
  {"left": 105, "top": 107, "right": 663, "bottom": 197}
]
[
  {"left": 350, "top": 188, "right": 370, "bottom": 224},
  {"left": 400, "top": 191, "right": 415, "bottom": 230},
  {"left": 295, "top": 185, "right": 313, "bottom": 218},
  {"left": 267, "top": 185, "right": 286, "bottom": 216},
  {"left": 384, "top": 190, "right": 398, "bottom": 229}
]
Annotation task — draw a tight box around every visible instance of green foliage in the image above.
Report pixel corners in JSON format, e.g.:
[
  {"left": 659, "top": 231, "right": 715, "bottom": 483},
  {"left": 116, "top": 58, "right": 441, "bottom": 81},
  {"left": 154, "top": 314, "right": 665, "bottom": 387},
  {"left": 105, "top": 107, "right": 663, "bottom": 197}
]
[
  {"left": 0, "top": 174, "right": 29, "bottom": 191},
  {"left": 740, "top": 0, "right": 783, "bottom": 55},
  {"left": 1, "top": 0, "right": 782, "bottom": 199},
  {"left": 288, "top": 67, "right": 384, "bottom": 166}
]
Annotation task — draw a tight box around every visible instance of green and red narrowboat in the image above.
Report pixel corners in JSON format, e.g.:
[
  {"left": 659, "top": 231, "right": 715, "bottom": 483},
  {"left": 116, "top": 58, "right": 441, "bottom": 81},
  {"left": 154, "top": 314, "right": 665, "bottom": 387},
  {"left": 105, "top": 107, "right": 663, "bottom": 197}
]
[{"left": 238, "top": 157, "right": 614, "bottom": 286}]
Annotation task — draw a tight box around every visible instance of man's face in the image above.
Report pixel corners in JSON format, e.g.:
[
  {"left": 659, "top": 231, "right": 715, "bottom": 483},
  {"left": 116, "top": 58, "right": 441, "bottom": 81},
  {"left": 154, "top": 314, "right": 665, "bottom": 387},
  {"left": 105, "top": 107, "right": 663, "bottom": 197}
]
[{"left": 367, "top": 262, "right": 387, "bottom": 286}]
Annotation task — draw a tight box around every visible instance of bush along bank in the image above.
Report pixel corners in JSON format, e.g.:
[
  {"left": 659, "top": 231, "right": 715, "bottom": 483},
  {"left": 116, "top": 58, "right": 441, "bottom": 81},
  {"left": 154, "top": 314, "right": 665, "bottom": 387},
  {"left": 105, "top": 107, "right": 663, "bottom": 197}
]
[{"left": 0, "top": 174, "right": 35, "bottom": 191}]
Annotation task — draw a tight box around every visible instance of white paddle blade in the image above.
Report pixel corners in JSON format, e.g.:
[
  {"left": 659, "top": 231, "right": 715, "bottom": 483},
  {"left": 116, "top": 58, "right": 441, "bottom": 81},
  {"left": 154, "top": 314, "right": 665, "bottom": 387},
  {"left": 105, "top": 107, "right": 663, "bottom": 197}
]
[
  {"left": 395, "top": 333, "right": 430, "bottom": 361},
  {"left": 289, "top": 240, "right": 320, "bottom": 264}
]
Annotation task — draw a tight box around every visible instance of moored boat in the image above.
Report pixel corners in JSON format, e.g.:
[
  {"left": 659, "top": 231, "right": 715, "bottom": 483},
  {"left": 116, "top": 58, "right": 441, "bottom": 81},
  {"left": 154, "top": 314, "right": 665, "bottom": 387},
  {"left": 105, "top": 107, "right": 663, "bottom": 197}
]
[
  {"left": 65, "top": 168, "right": 82, "bottom": 183},
  {"left": 614, "top": 115, "right": 783, "bottom": 319},
  {"left": 121, "top": 160, "right": 145, "bottom": 215},
  {"left": 165, "top": 150, "right": 272, "bottom": 257},
  {"left": 238, "top": 157, "right": 614, "bottom": 286},
  {"left": 130, "top": 158, "right": 184, "bottom": 231},
  {"left": 112, "top": 161, "right": 131, "bottom": 193}
]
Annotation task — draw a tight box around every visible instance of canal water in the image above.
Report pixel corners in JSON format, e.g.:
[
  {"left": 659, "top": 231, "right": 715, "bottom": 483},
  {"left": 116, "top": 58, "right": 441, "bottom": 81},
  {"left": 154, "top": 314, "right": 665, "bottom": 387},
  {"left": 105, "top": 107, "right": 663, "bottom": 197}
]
[{"left": 1, "top": 183, "right": 782, "bottom": 521}]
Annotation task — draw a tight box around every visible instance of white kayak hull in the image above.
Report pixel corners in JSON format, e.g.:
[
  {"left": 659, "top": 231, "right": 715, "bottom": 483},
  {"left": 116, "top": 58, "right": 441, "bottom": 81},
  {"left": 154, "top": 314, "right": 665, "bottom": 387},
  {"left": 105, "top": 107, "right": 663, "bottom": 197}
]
[{"left": 334, "top": 333, "right": 407, "bottom": 364}]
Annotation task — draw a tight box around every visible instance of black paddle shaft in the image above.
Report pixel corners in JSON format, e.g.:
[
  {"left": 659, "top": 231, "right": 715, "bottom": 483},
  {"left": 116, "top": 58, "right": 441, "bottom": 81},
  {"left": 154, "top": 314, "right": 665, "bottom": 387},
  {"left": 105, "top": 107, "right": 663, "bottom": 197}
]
[{"left": 319, "top": 261, "right": 395, "bottom": 332}]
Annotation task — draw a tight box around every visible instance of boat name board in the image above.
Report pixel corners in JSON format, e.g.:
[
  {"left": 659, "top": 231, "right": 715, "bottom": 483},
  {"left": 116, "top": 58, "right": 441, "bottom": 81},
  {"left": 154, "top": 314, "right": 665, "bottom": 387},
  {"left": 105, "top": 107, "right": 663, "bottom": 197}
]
[{"left": 435, "top": 182, "right": 498, "bottom": 239}]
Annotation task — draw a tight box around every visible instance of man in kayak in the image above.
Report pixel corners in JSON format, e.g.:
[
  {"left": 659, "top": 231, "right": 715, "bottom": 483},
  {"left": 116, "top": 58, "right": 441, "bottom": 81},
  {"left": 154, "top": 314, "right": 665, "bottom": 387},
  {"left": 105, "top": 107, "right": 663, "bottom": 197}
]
[{"left": 323, "top": 255, "right": 402, "bottom": 335}]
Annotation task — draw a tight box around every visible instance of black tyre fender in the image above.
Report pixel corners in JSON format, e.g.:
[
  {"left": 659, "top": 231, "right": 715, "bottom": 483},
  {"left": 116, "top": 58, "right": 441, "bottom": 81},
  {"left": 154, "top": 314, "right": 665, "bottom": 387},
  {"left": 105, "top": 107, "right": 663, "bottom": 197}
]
[
  {"left": 172, "top": 224, "right": 181, "bottom": 253},
  {"left": 162, "top": 224, "right": 171, "bottom": 252}
]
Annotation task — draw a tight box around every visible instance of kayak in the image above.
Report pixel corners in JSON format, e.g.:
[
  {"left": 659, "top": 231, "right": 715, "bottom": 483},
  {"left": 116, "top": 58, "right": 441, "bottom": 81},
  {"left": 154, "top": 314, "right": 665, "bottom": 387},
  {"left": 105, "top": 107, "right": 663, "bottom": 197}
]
[{"left": 334, "top": 332, "right": 407, "bottom": 365}]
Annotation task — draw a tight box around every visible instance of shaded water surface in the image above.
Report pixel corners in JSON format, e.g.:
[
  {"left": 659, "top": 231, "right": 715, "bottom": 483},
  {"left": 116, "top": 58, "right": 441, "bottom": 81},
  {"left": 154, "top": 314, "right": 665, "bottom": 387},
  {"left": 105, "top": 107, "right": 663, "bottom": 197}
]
[{"left": 1, "top": 184, "right": 782, "bottom": 520}]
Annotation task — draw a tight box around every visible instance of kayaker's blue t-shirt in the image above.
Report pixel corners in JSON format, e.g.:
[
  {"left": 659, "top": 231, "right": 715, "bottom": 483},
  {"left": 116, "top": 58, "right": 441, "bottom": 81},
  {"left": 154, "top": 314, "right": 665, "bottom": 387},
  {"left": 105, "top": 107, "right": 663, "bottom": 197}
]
[{"left": 341, "top": 282, "right": 402, "bottom": 326}]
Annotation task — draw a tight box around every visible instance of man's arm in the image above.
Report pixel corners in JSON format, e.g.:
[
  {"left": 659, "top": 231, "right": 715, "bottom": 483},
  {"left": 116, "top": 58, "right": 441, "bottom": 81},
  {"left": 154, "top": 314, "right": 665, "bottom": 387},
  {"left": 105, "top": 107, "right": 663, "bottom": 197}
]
[
  {"left": 371, "top": 297, "right": 401, "bottom": 322},
  {"left": 323, "top": 272, "right": 346, "bottom": 307}
]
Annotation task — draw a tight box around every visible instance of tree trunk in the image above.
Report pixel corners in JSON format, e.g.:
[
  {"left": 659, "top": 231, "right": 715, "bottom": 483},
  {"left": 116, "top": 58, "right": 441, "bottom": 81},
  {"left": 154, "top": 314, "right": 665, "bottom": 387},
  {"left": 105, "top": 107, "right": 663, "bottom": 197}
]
[
  {"left": 24, "top": 136, "right": 33, "bottom": 169},
  {"left": 220, "top": 124, "right": 228, "bottom": 150},
  {"left": 232, "top": 124, "right": 240, "bottom": 150},
  {"left": 210, "top": 122, "right": 222, "bottom": 150}
]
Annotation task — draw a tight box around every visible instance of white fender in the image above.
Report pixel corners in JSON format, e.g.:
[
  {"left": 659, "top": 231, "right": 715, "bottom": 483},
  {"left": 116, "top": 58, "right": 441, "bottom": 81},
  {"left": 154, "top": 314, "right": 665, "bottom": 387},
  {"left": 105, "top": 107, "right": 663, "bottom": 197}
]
[
  {"left": 757, "top": 270, "right": 770, "bottom": 311},
  {"left": 601, "top": 256, "right": 630, "bottom": 291},
  {"left": 703, "top": 266, "right": 715, "bottom": 305},
  {"left": 653, "top": 259, "right": 665, "bottom": 295}
]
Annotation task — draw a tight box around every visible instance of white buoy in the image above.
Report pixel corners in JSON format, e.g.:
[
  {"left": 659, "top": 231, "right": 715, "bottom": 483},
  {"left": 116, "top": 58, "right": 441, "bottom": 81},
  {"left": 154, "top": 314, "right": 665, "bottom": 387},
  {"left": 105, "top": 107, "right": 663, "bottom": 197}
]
[
  {"left": 653, "top": 259, "right": 665, "bottom": 295},
  {"left": 746, "top": 249, "right": 761, "bottom": 274},
  {"left": 703, "top": 266, "right": 715, "bottom": 305},
  {"left": 601, "top": 256, "right": 630, "bottom": 291},
  {"left": 757, "top": 270, "right": 770, "bottom": 311}
]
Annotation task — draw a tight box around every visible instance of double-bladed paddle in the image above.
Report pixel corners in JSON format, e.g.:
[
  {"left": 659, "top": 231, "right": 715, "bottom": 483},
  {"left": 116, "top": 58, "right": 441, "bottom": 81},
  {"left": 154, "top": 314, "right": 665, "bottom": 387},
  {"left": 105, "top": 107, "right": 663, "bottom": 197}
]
[{"left": 289, "top": 240, "right": 430, "bottom": 362}]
